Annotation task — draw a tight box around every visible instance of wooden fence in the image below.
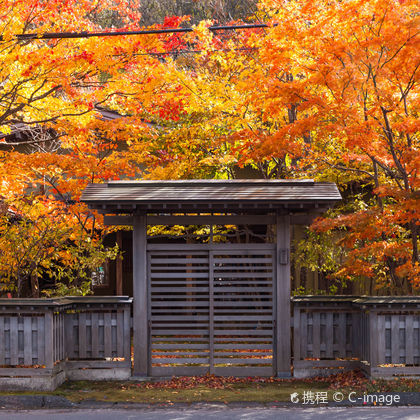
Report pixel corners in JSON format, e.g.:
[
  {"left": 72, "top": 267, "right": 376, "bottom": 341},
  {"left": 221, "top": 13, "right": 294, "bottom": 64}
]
[
  {"left": 292, "top": 296, "right": 360, "bottom": 377},
  {"left": 356, "top": 297, "right": 420, "bottom": 378},
  {"left": 293, "top": 296, "right": 420, "bottom": 378},
  {"left": 0, "top": 297, "right": 132, "bottom": 390},
  {"left": 0, "top": 295, "right": 419, "bottom": 389}
]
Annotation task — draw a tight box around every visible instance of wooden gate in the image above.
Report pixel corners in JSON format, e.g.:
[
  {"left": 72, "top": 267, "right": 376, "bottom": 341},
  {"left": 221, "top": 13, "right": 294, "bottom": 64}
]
[{"left": 147, "top": 244, "right": 275, "bottom": 376}]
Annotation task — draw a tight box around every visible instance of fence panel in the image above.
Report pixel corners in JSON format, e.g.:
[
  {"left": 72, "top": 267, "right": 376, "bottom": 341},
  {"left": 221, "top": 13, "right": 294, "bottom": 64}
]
[
  {"left": 0, "top": 300, "right": 68, "bottom": 370},
  {"left": 293, "top": 296, "right": 420, "bottom": 378},
  {"left": 64, "top": 297, "right": 132, "bottom": 380},
  {"left": 0, "top": 297, "right": 132, "bottom": 389},
  {"left": 292, "top": 296, "right": 360, "bottom": 378},
  {"left": 358, "top": 298, "right": 420, "bottom": 378},
  {"left": 65, "top": 306, "right": 130, "bottom": 361},
  {"left": 1, "top": 294, "right": 419, "bottom": 387}
]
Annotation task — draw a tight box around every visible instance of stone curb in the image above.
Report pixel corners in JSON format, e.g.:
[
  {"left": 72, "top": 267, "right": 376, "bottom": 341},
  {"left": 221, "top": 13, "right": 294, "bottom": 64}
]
[
  {"left": 0, "top": 395, "right": 76, "bottom": 410},
  {"left": 0, "top": 393, "right": 419, "bottom": 410}
]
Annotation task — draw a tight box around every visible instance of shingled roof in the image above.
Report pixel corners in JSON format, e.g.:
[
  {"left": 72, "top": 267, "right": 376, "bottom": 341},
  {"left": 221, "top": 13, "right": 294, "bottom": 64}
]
[{"left": 81, "top": 179, "right": 341, "bottom": 214}]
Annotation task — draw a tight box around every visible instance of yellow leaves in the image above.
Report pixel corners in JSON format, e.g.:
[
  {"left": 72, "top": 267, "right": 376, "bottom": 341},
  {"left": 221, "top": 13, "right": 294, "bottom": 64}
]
[
  {"left": 0, "top": 0, "right": 417, "bottom": 292},
  {"left": 200, "top": 154, "right": 236, "bottom": 167},
  {"left": 0, "top": 126, "right": 11, "bottom": 135},
  {"left": 192, "top": 20, "right": 214, "bottom": 53}
]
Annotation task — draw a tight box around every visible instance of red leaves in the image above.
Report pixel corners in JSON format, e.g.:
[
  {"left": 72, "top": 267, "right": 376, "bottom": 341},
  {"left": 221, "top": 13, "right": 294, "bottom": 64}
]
[
  {"left": 160, "top": 15, "right": 191, "bottom": 52},
  {"left": 318, "top": 370, "right": 368, "bottom": 390},
  {"left": 132, "top": 371, "right": 367, "bottom": 391},
  {"left": 324, "top": 370, "right": 420, "bottom": 393},
  {"left": 120, "top": 370, "right": 420, "bottom": 394},
  {"left": 162, "top": 16, "right": 190, "bottom": 29},
  {"left": 135, "top": 374, "right": 284, "bottom": 390},
  {"left": 155, "top": 99, "right": 184, "bottom": 121}
]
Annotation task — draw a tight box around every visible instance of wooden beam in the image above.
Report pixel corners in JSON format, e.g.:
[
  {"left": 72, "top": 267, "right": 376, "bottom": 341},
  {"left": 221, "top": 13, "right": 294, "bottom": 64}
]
[
  {"left": 148, "top": 215, "right": 276, "bottom": 225},
  {"left": 290, "top": 214, "right": 317, "bottom": 225},
  {"left": 147, "top": 243, "right": 275, "bottom": 251},
  {"left": 132, "top": 214, "right": 148, "bottom": 376},
  {"left": 275, "top": 213, "right": 291, "bottom": 377},
  {"left": 104, "top": 214, "right": 319, "bottom": 226},
  {"left": 104, "top": 215, "right": 133, "bottom": 225},
  {"left": 116, "top": 231, "right": 123, "bottom": 295}
]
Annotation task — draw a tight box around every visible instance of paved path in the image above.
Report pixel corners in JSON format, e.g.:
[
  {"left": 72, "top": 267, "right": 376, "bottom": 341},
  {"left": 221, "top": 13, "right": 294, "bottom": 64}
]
[{"left": 0, "top": 407, "right": 419, "bottom": 420}]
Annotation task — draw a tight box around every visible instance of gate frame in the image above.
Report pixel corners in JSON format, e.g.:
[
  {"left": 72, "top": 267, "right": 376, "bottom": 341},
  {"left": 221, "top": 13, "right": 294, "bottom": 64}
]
[
  {"left": 132, "top": 213, "right": 290, "bottom": 377},
  {"left": 81, "top": 179, "right": 341, "bottom": 378},
  {"left": 146, "top": 242, "right": 277, "bottom": 377}
]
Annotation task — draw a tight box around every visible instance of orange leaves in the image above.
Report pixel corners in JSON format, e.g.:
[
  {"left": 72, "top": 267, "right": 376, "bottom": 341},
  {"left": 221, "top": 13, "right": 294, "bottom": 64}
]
[
  {"left": 0, "top": 0, "right": 417, "bottom": 294},
  {"left": 322, "top": 370, "right": 369, "bottom": 391},
  {"left": 312, "top": 200, "right": 418, "bottom": 283},
  {"left": 134, "top": 373, "right": 284, "bottom": 390},
  {"left": 396, "top": 261, "right": 420, "bottom": 286},
  {"left": 241, "top": 0, "right": 420, "bottom": 289},
  {"left": 114, "top": 369, "right": 420, "bottom": 394}
]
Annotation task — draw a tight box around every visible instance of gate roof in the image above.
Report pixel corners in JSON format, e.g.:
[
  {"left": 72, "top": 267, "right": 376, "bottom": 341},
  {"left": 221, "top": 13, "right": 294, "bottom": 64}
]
[{"left": 81, "top": 179, "right": 341, "bottom": 213}]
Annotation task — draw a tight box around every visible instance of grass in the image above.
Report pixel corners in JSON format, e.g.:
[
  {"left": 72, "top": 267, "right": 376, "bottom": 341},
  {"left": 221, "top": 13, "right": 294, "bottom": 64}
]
[
  {"left": 53, "top": 381, "right": 331, "bottom": 403},
  {"left": 1, "top": 371, "right": 419, "bottom": 404}
]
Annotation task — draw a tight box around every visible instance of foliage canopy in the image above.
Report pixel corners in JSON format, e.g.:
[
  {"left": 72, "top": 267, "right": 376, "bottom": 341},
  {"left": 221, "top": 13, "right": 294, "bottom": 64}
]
[{"left": 0, "top": 0, "right": 418, "bottom": 295}]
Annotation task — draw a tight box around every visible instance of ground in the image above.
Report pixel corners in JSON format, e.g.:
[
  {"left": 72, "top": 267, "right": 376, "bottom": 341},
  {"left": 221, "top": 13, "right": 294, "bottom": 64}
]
[
  {"left": 0, "top": 407, "right": 419, "bottom": 420},
  {"left": 1, "top": 371, "right": 419, "bottom": 405}
]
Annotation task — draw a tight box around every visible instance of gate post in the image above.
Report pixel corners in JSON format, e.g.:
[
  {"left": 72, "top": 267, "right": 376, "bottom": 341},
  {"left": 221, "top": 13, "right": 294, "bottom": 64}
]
[
  {"left": 275, "top": 213, "right": 291, "bottom": 377},
  {"left": 133, "top": 214, "right": 148, "bottom": 376}
]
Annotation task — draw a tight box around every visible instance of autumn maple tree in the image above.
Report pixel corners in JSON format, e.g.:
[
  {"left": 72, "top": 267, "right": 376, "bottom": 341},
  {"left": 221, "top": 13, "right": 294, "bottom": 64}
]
[
  {"left": 251, "top": 0, "right": 420, "bottom": 291},
  {"left": 134, "top": 0, "right": 419, "bottom": 292},
  {"left": 0, "top": 0, "right": 183, "bottom": 296},
  {"left": 0, "top": 0, "right": 418, "bottom": 295}
]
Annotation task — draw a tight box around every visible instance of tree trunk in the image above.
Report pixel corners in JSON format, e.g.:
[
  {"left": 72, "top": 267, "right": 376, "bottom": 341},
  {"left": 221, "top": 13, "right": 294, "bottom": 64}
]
[
  {"left": 410, "top": 221, "right": 419, "bottom": 263},
  {"left": 31, "top": 272, "right": 40, "bottom": 298},
  {"left": 17, "top": 273, "right": 25, "bottom": 298}
]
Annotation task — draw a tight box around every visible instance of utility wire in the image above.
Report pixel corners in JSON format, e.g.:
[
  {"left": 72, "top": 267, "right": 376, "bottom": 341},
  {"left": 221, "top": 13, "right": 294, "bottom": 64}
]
[
  {"left": 0, "top": 23, "right": 273, "bottom": 42},
  {"left": 131, "top": 46, "right": 258, "bottom": 57}
]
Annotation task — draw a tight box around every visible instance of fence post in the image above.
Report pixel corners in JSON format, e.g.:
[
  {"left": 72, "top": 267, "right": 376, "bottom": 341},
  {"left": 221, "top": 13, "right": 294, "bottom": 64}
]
[
  {"left": 123, "top": 305, "right": 131, "bottom": 362},
  {"left": 293, "top": 305, "right": 301, "bottom": 364},
  {"left": 368, "top": 308, "right": 379, "bottom": 370},
  {"left": 276, "top": 213, "right": 291, "bottom": 377},
  {"left": 133, "top": 214, "right": 148, "bottom": 377},
  {"left": 44, "top": 309, "right": 55, "bottom": 370}
]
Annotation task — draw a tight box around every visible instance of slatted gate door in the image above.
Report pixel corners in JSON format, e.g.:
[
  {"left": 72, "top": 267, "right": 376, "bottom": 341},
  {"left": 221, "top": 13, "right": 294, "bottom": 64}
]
[{"left": 148, "top": 245, "right": 276, "bottom": 376}]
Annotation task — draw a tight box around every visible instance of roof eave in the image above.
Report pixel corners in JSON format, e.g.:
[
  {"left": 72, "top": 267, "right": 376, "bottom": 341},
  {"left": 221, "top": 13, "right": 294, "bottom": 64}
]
[{"left": 85, "top": 199, "right": 339, "bottom": 214}]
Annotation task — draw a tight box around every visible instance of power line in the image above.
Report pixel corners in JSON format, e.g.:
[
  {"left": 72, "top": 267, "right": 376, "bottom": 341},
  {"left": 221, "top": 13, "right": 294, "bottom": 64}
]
[
  {"left": 129, "top": 47, "right": 258, "bottom": 57},
  {"left": 1, "top": 23, "right": 273, "bottom": 42}
]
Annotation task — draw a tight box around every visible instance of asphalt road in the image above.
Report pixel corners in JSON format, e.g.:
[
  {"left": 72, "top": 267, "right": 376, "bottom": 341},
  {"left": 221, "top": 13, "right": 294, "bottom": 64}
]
[{"left": 0, "top": 407, "right": 419, "bottom": 420}]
